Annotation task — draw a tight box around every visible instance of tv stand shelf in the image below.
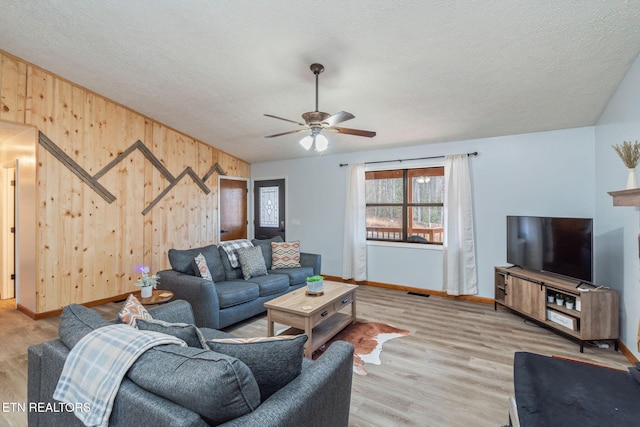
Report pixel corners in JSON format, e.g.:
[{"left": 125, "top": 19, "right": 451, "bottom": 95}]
[{"left": 494, "top": 266, "right": 619, "bottom": 352}]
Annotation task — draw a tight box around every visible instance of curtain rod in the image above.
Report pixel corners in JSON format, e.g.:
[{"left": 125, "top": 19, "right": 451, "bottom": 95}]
[{"left": 339, "top": 151, "right": 478, "bottom": 167}]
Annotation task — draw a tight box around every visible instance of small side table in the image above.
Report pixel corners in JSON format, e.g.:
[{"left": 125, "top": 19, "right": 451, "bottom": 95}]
[{"left": 135, "top": 289, "right": 174, "bottom": 305}]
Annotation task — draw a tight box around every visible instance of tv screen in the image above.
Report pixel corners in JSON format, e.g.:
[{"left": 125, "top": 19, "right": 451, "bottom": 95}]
[{"left": 506, "top": 216, "right": 593, "bottom": 283}]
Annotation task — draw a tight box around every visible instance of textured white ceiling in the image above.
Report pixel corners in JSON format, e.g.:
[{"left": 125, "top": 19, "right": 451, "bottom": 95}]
[{"left": 2, "top": 1, "right": 640, "bottom": 163}]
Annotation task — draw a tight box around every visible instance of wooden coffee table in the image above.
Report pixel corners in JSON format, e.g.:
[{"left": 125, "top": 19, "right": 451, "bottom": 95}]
[{"left": 264, "top": 281, "right": 358, "bottom": 358}]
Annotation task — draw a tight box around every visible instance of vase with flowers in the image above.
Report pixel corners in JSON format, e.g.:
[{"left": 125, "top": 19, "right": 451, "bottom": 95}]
[
  {"left": 612, "top": 140, "right": 640, "bottom": 189},
  {"left": 136, "top": 266, "right": 159, "bottom": 298}
]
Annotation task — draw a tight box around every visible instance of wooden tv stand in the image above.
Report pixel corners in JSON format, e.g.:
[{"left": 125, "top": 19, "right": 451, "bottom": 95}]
[{"left": 494, "top": 266, "right": 619, "bottom": 352}]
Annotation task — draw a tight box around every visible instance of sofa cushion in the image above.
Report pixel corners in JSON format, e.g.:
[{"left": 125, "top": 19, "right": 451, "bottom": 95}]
[
  {"left": 251, "top": 236, "right": 284, "bottom": 269},
  {"left": 206, "top": 334, "right": 308, "bottom": 401},
  {"left": 192, "top": 252, "right": 212, "bottom": 281},
  {"left": 146, "top": 299, "right": 197, "bottom": 324},
  {"left": 136, "top": 318, "right": 209, "bottom": 349},
  {"left": 168, "top": 244, "right": 225, "bottom": 282},
  {"left": 218, "top": 246, "right": 244, "bottom": 280},
  {"left": 127, "top": 345, "right": 260, "bottom": 425},
  {"left": 272, "top": 266, "right": 315, "bottom": 286},
  {"left": 117, "top": 294, "right": 153, "bottom": 327},
  {"left": 271, "top": 241, "right": 302, "bottom": 269},
  {"left": 244, "top": 273, "right": 290, "bottom": 296},
  {"left": 215, "top": 281, "right": 260, "bottom": 308},
  {"left": 58, "top": 304, "right": 112, "bottom": 349},
  {"left": 237, "top": 246, "right": 268, "bottom": 280}
]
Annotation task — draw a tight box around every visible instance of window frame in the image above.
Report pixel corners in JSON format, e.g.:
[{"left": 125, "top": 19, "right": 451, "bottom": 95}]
[{"left": 365, "top": 165, "right": 444, "bottom": 245}]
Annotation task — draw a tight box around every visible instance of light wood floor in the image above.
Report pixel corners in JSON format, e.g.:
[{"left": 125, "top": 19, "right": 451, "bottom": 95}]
[{"left": 0, "top": 286, "right": 631, "bottom": 427}]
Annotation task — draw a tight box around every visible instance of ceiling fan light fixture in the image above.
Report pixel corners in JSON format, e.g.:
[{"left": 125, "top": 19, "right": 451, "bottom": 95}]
[
  {"left": 265, "top": 63, "right": 376, "bottom": 150},
  {"left": 314, "top": 134, "right": 328, "bottom": 152},
  {"left": 299, "top": 135, "right": 313, "bottom": 150}
]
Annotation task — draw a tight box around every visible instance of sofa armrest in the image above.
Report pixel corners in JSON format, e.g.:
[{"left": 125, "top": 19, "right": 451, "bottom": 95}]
[
  {"left": 300, "top": 253, "right": 321, "bottom": 276},
  {"left": 157, "top": 270, "right": 222, "bottom": 329},
  {"left": 27, "top": 343, "right": 44, "bottom": 427},
  {"left": 219, "top": 341, "right": 354, "bottom": 427}
]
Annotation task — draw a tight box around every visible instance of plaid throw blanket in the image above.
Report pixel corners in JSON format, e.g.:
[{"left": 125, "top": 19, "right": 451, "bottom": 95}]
[
  {"left": 54, "top": 324, "right": 186, "bottom": 427},
  {"left": 219, "top": 239, "right": 253, "bottom": 268}
]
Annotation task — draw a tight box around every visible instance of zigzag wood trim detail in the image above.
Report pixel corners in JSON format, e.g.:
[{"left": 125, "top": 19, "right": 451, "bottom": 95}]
[
  {"left": 142, "top": 167, "right": 213, "bottom": 215},
  {"left": 93, "top": 140, "right": 175, "bottom": 182},
  {"left": 39, "top": 132, "right": 117, "bottom": 203},
  {"left": 38, "top": 132, "right": 227, "bottom": 215}
]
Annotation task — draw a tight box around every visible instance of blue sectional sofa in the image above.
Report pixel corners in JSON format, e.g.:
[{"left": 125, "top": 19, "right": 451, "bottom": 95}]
[
  {"left": 28, "top": 300, "right": 353, "bottom": 426},
  {"left": 157, "top": 237, "right": 321, "bottom": 329}
]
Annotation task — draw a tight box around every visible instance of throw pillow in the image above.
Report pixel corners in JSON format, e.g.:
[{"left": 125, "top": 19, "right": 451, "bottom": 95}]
[
  {"left": 117, "top": 294, "right": 153, "bottom": 327},
  {"left": 237, "top": 246, "right": 268, "bottom": 280},
  {"left": 206, "top": 334, "right": 308, "bottom": 401},
  {"left": 127, "top": 345, "right": 260, "bottom": 425},
  {"left": 136, "top": 318, "right": 209, "bottom": 349},
  {"left": 58, "top": 304, "right": 112, "bottom": 349},
  {"left": 251, "top": 236, "right": 284, "bottom": 270},
  {"left": 192, "top": 252, "right": 213, "bottom": 281},
  {"left": 271, "top": 241, "right": 301, "bottom": 269}
]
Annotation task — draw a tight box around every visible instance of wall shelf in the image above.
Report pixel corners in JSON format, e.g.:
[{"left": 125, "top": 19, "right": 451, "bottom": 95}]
[{"left": 608, "top": 188, "right": 640, "bottom": 206}]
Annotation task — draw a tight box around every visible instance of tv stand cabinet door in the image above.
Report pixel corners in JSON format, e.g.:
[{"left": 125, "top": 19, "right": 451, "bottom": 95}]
[{"left": 505, "top": 276, "right": 545, "bottom": 321}]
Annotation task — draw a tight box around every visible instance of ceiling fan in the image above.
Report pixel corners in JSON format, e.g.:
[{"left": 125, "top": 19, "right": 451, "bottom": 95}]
[{"left": 264, "top": 63, "right": 376, "bottom": 152}]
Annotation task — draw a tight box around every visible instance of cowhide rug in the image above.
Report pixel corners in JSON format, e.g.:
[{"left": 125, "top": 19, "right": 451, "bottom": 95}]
[{"left": 313, "top": 321, "right": 410, "bottom": 375}]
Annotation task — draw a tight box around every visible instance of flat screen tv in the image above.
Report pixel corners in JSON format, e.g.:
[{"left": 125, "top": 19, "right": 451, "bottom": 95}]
[{"left": 506, "top": 216, "right": 593, "bottom": 283}]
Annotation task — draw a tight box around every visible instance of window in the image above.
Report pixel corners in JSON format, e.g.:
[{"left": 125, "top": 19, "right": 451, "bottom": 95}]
[
  {"left": 259, "top": 186, "right": 280, "bottom": 228},
  {"left": 365, "top": 167, "right": 444, "bottom": 244}
]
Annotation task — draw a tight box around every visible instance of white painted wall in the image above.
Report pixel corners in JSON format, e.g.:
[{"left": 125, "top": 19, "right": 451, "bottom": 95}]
[
  {"left": 0, "top": 126, "right": 37, "bottom": 311},
  {"left": 252, "top": 53, "right": 640, "bottom": 358},
  {"left": 594, "top": 52, "right": 640, "bottom": 359},
  {"left": 252, "top": 126, "right": 595, "bottom": 299}
]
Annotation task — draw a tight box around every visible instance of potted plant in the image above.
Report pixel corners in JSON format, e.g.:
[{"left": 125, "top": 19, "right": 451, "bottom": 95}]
[
  {"left": 612, "top": 140, "right": 640, "bottom": 189},
  {"left": 547, "top": 292, "right": 555, "bottom": 303},
  {"left": 555, "top": 293, "right": 564, "bottom": 306},
  {"left": 306, "top": 275, "right": 324, "bottom": 294},
  {"left": 136, "top": 266, "right": 159, "bottom": 298},
  {"left": 565, "top": 295, "right": 575, "bottom": 310}
]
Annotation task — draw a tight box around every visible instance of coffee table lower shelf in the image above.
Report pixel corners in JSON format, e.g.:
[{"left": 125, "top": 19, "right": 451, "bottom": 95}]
[{"left": 279, "top": 312, "right": 353, "bottom": 357}]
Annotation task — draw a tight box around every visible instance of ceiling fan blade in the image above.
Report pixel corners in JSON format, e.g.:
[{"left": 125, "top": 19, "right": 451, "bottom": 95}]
[
  {"left": 264, "top": 129, "right": 308, "bottom": 138},
  {"left": 264, "top": 114, "right": 306, "bottom": 126},
  {"left": 323, "top": 111, "right": 355, "bottom": 127},
  {"left": 331, "top": 127, "right": 376, "bottom": 138}
]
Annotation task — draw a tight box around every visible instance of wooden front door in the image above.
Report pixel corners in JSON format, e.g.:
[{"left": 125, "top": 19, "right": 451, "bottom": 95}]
[
  {"left": 254, "top": 179, "right": 285, "bottom": 240},
  {"left": 219, "top": 178, "right": 248, "bottom": 241}
]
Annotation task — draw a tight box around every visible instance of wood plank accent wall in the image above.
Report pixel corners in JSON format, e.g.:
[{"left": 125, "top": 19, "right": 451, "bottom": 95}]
[{"left": 0, "top": 51, "right": 250, "bottom": 313}]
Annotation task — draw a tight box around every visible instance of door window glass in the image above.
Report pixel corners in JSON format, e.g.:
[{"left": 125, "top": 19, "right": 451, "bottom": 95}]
[{"left": 260, "top": 186, "right": 279, "bottom": 228}]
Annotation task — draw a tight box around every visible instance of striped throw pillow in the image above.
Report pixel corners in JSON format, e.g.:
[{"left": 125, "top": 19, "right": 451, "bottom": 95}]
[
  {"left": 192, "top": 252, "right": 213, "bottom": 280},
  {"left": 270, "top": 241, "right": 301, "bottom": 269},
  {"left": 117, "top": 294, "right": 152, "bottom": 327}
]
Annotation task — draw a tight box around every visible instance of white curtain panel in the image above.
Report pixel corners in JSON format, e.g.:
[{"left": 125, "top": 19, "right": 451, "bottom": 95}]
[
  {"left": 443, "top": 154, "right": 478, "bottom": 295},
  {"left": 342, "top": 163, "right": 367, "bottom": 281}
]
